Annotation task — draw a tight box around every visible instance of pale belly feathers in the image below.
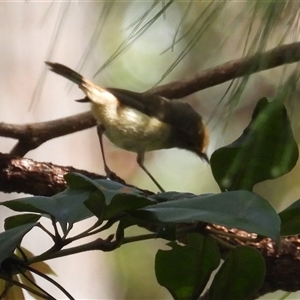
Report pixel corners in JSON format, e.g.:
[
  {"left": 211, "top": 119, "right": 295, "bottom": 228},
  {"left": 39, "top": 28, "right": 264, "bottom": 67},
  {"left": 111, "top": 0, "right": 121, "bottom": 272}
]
[{"left": 91, "top": 100, "right": 172, "bottom": 153}]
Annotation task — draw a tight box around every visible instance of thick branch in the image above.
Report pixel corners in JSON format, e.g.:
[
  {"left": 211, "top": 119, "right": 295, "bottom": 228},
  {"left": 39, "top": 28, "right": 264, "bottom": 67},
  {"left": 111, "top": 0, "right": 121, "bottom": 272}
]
[
  {"left": 150, "top": 41, "right": 300, "bottom": 98},
  {"left": 0, "top": 153, "right": 146, "bottom": 196}
]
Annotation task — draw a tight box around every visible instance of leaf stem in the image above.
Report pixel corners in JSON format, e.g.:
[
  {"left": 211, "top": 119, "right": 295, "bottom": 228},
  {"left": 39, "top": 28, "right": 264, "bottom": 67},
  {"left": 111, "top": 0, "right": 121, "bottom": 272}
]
[
  {"left": 20, "top": 263, "right": 75, "bottom": 300},
  {"left": 37, "top": 223, "right": 56, "bottom": 240},
  {"left": 0, "top": 273, "right": 54, "bottom": 300}
]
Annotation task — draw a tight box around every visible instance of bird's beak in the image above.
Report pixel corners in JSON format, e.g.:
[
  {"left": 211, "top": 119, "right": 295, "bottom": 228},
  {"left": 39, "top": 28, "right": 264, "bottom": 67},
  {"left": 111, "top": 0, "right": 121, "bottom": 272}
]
[{"left": 199, "top": 152, "right": 210, "bottom": 164}]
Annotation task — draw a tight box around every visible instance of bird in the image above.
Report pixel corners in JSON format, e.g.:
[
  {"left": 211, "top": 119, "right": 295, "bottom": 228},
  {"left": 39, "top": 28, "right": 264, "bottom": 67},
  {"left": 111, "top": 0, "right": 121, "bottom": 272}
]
[{"left": 46, "top": 62, "right": 209, "bottom": 192}]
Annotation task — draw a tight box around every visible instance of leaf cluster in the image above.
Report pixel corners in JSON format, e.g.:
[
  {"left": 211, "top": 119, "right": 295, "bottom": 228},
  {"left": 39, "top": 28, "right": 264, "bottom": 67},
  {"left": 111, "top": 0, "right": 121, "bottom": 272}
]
[{"left": 0, "top": 97, "right": 300, "bottom": 299}]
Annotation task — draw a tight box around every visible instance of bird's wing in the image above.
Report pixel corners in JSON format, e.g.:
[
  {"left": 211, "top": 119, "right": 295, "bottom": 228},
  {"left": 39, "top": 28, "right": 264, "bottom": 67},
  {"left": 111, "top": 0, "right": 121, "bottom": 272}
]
[{"left": 105, "top": 87, "right": 202, "bottom": 132}]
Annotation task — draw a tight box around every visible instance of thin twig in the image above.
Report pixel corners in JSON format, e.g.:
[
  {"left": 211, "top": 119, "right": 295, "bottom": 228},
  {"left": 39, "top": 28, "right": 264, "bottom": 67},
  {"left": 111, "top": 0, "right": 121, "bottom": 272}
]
[
  {"left": 37, "top": 224, "right": 56, "bottom": 240},
  {"left": 28, "top": 235, "right": 118, "bottom": 264},
  {"left": 19, "top": 264, "right": 75, "bottom": 300},
  {"left": 0, "top": 273, "right": 53, "bottom": 300},
  {"left": 14, "top": 264, "right": 56, "bottom": 300}
]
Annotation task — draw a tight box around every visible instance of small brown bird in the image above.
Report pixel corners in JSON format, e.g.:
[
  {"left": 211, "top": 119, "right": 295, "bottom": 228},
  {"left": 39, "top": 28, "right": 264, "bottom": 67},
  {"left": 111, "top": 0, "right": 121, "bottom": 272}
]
[{"left": 46, "top": 62, "right": 209, "bottom": 192}]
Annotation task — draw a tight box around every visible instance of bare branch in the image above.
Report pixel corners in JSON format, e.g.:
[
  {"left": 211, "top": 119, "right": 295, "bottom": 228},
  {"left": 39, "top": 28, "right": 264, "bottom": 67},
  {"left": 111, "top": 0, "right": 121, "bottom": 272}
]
[
  {"left": 150, "top": 41, "right": 300, "bottom": 99},
  {"left": 0, "top": 111, "right": 96, "bottom": 157}
]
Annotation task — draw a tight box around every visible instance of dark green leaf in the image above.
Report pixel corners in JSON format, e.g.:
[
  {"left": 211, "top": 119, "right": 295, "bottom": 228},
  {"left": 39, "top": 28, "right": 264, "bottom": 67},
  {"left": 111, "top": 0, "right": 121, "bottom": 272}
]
[
  {"left": 65, "top": 173, "right": 143, "bottom": 205},
  {"left": 2, "top": 189, "right": 93, "bottom": 235},
  {"left": 279, "top": 199, "right": 300, "bottom": 236},
  {"left": 84, "top": 190, "right": 106, "bottom": 220},
  {"left": 51, "top": 189, "right": 94, "bottom": 233},
  {"left": 211, "top": 98, "right": 298, "bottom": 191},
  {"left": 150, "top": 192, "right": 195, "bottom": 203},
  {"left": 64, "top": 172, "right": 98, "bottom": 189},
  {"left": 84, "top": 190, "right": 155, "bottom": 220},
  {"left": 118, "top": 215, "right": 141, "bottom": 231},
  {"left": 100, "top": 182, "right": 145, "bottom": 206},
  {"left": 210, "top": 246, "right": 265, "bottom": 300},
  {"left": 155, "top": 234, "right": 220, "bottom": 300},
  {"left": 156, "top": 224, "right": 176, "bottom": 241},
  {"left": 104, "top": 193, "right": 155, "bottom": 219},
  {"left": 133, "top": 190, "right": 280, "bottom": 240},
  {"left": 0, "top": 224, "right": 37, "bottom": 264},
  {"left": 2, "top": 196, "right": 51, "bottom": 214},
  {"left": 4, "top": 214, "right": 41, "bottom": 230}
]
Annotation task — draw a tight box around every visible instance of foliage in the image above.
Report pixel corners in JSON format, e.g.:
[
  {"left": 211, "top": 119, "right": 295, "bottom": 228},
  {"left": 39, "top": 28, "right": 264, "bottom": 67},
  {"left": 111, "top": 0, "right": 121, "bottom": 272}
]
[{"left": 0, "top": 97, "right": 299, "bottom": 299}]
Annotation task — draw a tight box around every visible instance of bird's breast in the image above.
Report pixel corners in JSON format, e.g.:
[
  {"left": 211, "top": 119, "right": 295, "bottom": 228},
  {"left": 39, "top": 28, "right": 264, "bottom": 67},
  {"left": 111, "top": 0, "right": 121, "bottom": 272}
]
[{"left": 91, "top": 102, "right": 172, "bottom": 153}]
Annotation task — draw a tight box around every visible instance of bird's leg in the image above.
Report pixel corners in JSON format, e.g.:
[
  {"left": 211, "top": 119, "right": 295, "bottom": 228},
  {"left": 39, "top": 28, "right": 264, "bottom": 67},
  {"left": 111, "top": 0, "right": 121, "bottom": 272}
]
[
  {"left": 96, "top": 125, "right": 112, "bottom": 178},
  {"left": 137, "top": 152, "right": 165, "bottom": 192}
]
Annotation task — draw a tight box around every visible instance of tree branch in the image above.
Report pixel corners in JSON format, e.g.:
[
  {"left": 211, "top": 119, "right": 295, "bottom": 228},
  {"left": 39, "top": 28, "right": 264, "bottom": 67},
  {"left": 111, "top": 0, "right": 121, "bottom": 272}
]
[
  {"left": 0, "top": 153, "right": 147, "bottom": 196},
  {"left": 149, "top": 41, "right": 300, "bottom": 98},
  {"left": 0, "top": 111, "right": 96, "bottom": 157},
  {"left": 1, "top": 42, "right": 300, "bottom": 158},
  {"left": 0, "top": 152, "right": 103, "bottom": 196}
]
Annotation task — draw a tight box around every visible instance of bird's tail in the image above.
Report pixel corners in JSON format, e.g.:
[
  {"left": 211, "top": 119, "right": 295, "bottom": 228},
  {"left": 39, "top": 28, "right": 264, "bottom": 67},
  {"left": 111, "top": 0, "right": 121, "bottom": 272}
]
[
  {"left": 45, "top": 62, "right": 86, "bottom": 85},
  {"left": 45, "top": 61, "right": 98, "bottom": 94},
  {"left": 46, "top": 62, "right": 109, "bottom": 106}
]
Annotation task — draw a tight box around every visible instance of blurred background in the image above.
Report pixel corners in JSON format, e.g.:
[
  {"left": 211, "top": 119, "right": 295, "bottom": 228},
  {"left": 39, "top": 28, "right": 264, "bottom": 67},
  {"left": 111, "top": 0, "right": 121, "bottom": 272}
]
[{"left": 0, "top": 1, "right": 300, "bottom": 299}]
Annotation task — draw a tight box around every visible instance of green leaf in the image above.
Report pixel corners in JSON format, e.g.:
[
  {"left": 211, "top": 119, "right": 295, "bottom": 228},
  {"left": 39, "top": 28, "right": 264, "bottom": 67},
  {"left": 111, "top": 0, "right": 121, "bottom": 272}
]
[
  {"left": 64, "top": 172, "right": 99, "bottom": 189},
  {"left": 1, "top": 196, "right": 51, "bottom": 214},
  {"left": 51, "top": 189, "right": 94, "bottom": 233},
  {"left": 84, "top": 190, "right": 106, "bottom": 220},
  {"left": 84, "top": 190, "right": 155, "bottom": 220},
  {"left": 155, "top": 234, "right": 220, "bottom": 300},
  {"left": 133, "top": 190, "right": 280, "bottom": 240},
  {"left": 104, "top": 193, "right": 155, "bottom": 219},
  {"left": 279, "top": 199, "right": 300, "bottom": 236},
  {"left": 150, "top": 192, "right": 194, "bottom": 203},
  {"left": 4, "top": 214, "right": 41, "bottom": 230},
  {"left": 211, "top": 98, "right": 298, "bottom": 191},
  {"left": 2, "top": 189, "right": 94, "bottom": 235},
  {"left": 65, "top": 173, "right": 143, "bottom": 204},
  {"left": 210, "top": 246, "right": 265, "bottom": 300},
  {"left": 0, "top": 224, "right": 37, "bottom": 264}
]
